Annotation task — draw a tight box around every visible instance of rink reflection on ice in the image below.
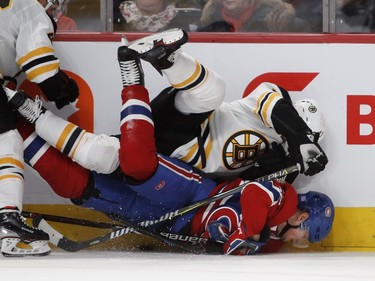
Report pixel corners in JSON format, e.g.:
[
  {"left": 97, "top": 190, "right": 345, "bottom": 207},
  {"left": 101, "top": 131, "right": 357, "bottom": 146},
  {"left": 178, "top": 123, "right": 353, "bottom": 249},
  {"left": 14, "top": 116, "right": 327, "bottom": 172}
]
[{"left": 2, "top": 250, "right": 375, "bottom": 281}]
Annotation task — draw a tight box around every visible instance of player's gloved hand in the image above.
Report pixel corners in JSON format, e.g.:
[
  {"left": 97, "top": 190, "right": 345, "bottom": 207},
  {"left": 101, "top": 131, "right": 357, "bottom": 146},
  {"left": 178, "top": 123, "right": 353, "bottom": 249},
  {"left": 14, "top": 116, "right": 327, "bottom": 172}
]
[
  {"left": 206, "top": 220, "right": 229, "bottom": 243},
  {"left": 289, "top": 139, "right": 328, "bottom": 176},
  {"left": 241, "top": 142, "right": 291, "bottom": 180},
  {"left": 223, "top": 225, "right": 270, "bottom": 255},
  {"left": 38, "top": 70, "right": 79, "bottom": 109}
]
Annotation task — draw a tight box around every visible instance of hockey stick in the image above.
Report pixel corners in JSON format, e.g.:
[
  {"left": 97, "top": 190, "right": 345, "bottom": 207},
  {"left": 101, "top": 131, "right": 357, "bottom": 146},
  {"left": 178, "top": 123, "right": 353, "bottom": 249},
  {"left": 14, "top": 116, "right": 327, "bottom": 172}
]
[
  {"left": 22, "top": 211, "right": 120, "bottom": 229},
  {"left": 27, "top": 165, "right": 299, "bottom": 253},
  {"left": 22, "top": 211, "right": 222, "bottom": 252},
  {"left": 33, "top": 215, "right": 221, "bottom": 254}
]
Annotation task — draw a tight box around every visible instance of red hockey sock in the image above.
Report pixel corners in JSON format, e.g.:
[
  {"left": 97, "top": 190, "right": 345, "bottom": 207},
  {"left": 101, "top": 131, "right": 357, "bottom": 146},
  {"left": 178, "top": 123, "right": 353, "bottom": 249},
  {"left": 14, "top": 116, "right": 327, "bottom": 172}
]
[
  {"left": 17, "top": 120, "right": 89, "bottom": 199},
  {"left": 120, "top": 85, "right": 158, "bottom": 181}
]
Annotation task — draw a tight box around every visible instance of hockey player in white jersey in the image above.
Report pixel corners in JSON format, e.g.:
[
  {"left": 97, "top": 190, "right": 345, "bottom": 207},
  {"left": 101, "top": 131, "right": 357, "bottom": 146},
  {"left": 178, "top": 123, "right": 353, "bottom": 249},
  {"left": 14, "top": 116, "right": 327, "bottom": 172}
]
[
  {"left": 0, "top": 0, "right": 79, "bottom": 257},
  {"left": 120, "top": 28, "right": 328, "bottom": 182}
]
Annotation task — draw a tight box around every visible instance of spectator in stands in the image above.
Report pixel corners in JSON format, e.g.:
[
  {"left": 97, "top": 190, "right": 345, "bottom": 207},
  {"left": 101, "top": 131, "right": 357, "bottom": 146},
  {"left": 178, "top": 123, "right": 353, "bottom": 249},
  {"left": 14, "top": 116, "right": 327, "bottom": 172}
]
[
  {"left": 283, "top": 0, "right": 323, "bottom": 32},
  {"left": 39, "top": 0, "right": 78, "bottom": 31},
  {"left": 51, "top": 0, "right": 78, "bottom": 31},
  {"left": 336, "top": 0, "right": 375, "bottom": 32},
  {"left": 118, "top": 0, "right": 202, "bottom": 32},
  {"left": 198, "top": 0, "right": 296, "bottom": 32}
]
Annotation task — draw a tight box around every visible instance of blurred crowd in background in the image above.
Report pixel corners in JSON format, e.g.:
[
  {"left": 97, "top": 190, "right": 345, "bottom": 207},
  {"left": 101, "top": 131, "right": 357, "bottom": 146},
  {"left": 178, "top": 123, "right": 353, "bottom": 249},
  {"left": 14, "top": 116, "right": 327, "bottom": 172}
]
[{"left": 49, "top": 0, "right": 375, "bottom": 33}]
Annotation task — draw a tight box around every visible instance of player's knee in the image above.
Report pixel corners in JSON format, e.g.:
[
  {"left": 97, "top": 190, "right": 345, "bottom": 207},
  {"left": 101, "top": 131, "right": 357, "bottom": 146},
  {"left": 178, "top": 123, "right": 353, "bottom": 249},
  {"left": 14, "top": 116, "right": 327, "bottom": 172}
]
[
  {"left": 121, "top": 85, "right": 150, "bottom": 103},
  {"left": 120, "top": 154, "right": 158, "bottom": 182}
]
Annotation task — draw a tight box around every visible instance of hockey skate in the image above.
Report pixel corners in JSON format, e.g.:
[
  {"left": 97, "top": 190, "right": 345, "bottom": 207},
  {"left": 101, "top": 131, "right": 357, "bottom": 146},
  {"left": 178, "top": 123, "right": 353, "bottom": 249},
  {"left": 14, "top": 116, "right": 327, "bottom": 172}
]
[
  {"left": 0, "top": 211, "right": 51, "bottom": 257},
  {"left": 128, "top": 28, "right": 189, "bottom": 72},
  {"left": 118, "top": 35, "right": 145, "bottom": 87},
  {"left": 4, "top": 87, "right": 44, "bottom": 124}
]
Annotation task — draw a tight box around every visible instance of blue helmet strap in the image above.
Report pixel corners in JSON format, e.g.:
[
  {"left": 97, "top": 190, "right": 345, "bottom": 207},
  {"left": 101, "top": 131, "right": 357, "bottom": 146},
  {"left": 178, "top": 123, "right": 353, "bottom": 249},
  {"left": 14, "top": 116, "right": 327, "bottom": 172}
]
[{"left": 277, "top": 221, "right": 300, "bottom": 238}]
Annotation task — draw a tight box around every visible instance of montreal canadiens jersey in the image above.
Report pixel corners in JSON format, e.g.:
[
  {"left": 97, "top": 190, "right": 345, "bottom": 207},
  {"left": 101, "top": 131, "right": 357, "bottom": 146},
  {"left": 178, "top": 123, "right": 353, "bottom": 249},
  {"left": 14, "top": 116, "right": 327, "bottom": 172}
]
[
  {"left": 170, "top": 82, "right": 285, "bottom": 180},
  {"left": 0, "top": 0, "right": 59, "bottom": 82},
  {"left": 189, "top": 179, "right": 298, "bottom": 253}
]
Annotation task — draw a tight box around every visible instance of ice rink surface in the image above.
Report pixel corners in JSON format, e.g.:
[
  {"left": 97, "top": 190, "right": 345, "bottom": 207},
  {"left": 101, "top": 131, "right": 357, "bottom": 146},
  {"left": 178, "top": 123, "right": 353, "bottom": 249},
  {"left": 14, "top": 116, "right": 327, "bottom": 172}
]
[{"left": 1, "top": 250, "right": 375, "bottom": 281}]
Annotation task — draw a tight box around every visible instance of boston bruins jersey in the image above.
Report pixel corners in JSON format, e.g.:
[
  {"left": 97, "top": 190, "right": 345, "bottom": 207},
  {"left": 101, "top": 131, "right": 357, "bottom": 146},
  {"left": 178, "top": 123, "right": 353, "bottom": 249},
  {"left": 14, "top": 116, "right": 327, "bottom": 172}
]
[
  {"left": 170, "top": 82, "right": 285, "bottom": 180},
  {"left": 0, "top": 0, "right": 59, "bottom": 82}
]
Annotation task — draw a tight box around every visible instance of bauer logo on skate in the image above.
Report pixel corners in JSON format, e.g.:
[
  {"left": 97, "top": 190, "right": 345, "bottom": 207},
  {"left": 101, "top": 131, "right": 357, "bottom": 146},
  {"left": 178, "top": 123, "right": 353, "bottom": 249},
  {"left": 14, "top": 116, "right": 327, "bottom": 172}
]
[{"left": 222, "top": 130, "right": 268, "bottom": 170}]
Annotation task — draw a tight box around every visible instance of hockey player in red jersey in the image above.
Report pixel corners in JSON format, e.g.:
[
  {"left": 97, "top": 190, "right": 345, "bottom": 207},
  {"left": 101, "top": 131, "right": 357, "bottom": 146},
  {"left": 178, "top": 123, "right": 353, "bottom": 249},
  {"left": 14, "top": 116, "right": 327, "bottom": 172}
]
[
  {"left": 0, "top": 0, "right": 79, "bottom": 257},
  {"left": 3, "top": 42, "right": 334, "bottom": 255},
  {"left": 123, "top": 28, "right": 328, "bottom": 183}
]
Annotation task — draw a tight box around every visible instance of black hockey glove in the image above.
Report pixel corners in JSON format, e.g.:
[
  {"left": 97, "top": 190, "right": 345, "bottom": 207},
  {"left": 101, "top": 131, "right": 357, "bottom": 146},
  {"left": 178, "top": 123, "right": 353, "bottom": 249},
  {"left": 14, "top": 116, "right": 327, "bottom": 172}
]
[
  {"left": 241, "top": 142, "right": 296, "bottom": 181},
  {"left": 38, "top": 70, "right": 79, "bottom": 109},
  {"left": 289, "top": 137, "right": 328, "bottom": 176}
]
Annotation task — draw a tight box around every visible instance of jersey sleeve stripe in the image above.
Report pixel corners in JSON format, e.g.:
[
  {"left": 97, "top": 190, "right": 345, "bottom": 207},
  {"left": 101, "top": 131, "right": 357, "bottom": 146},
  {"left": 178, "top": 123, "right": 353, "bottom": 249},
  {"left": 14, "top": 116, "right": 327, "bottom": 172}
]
[
  {"left": 251, "top": 181, "right": 281, "bottom": 206},
  {"left": 21, "top": 55, "right": 58, "bottom": 72},
  {"left": 17, "top": 47, "right": 55, "bottom": 65},
  {"left": 25, "top": 62, "right": 60, "bottom": 81},
  {"left": 0, "top": 157, "right": 24, "bottom": 170},
  {"left": 254, "top": 91, "right": 282, "bottom": 127}
]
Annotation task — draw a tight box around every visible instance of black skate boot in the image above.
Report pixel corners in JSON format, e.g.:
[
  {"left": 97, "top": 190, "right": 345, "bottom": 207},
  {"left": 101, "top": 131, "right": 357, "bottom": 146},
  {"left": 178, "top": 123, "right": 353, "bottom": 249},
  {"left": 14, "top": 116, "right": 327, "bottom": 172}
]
[
  {"left": 128, "top": 28, "right": 188, "bottom": 73},
  {"left": 4, "top": 87, "right": 45, "bottom": 124},
  {"left": 118, "top": 35, "right": 145, "bottom": 87},
  {"left": 0, "top": 211, "right": 51, "bottom": 257}
]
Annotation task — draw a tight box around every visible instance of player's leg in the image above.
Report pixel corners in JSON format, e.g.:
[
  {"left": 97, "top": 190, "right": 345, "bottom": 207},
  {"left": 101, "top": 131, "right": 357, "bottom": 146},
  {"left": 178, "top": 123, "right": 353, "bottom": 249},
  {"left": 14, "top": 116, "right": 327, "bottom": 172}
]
[
  {"left": 0, "top": 89, "right": 50, "bottom": 257},
  {"left": 129, "top": 28, "right": 226, "bottom": 114},
  {"left": 18, "top": 120, "right": 89, "bottom": 199},
  {"left": 5, "top": 88, "right": 120, "bottom": 174},
  {"left": 117, "top": 38, "right": 158, "bottom": 181},
  {"left": 117, "top": 40, "right": 216, "bottom": 210}
]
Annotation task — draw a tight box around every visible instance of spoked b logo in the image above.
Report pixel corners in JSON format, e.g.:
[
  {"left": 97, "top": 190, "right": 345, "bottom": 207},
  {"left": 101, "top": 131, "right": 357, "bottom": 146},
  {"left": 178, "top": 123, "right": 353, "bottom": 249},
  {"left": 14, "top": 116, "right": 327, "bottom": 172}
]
[{"left": 222, "top": 130, "right": 269, "bottom": 170}]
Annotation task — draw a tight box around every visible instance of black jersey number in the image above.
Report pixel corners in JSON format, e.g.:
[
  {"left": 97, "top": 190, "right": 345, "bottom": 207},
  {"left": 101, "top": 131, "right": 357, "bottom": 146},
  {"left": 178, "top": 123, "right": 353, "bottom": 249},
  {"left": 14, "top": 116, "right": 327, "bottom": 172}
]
[{"left": 0, "top": 0, "right": 11, "bottom": 9}]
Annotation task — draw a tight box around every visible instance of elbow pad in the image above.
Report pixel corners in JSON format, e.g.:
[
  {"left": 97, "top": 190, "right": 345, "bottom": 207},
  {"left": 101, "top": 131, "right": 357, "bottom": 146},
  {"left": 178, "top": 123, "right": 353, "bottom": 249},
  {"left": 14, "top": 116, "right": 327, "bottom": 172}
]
[{"left": 271, "top": 99, "right": 312, "bottom": 146}]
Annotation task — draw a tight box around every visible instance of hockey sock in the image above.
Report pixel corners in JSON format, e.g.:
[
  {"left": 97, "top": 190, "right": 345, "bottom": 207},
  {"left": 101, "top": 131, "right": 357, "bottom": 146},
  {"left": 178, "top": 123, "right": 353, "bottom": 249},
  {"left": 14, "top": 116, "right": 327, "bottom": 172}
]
[
  {"left": 120, "top": 85, "right": 158, "bottom": 181},
  {"left": 0, "top": 130, "right": 24, "bottom": 212},
  {"left": 17, "top": 120, "right": 89, "bottom": 199},
  {"left": 162, "top": 51, "right": 225, "bottom": 114},
  {"left": 34, "top": 110, "right": 120, "bottom": 174}
]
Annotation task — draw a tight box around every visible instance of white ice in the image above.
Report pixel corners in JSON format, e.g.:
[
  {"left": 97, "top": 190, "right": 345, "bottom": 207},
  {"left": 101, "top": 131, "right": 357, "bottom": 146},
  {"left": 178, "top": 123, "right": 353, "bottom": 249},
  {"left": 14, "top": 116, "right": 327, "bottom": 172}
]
[{"left": 1, "top": 250, "right": 374, "bottom": 281}]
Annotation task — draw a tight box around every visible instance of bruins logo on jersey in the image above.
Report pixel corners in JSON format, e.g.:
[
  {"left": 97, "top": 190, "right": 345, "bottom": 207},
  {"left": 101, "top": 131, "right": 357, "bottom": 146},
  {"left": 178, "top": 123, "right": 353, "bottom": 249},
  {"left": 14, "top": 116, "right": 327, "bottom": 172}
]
[
  {"left": 222, "top": 130, "right": 269, "bottom": 170},
  {"left": 0, "top": 0, "right": 11, "bottom": 9}
]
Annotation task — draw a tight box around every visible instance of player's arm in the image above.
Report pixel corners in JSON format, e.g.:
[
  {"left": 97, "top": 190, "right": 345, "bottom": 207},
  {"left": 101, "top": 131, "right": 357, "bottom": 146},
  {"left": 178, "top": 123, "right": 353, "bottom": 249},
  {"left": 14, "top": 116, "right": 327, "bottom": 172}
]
[
  {"left": 222, "top": 181, "right": 276, "bottom": 255},
  {"left": 271, "top": 93, "right": 328, "bottom": 176},
  {"left": 16, "top": 1, "right": 79, "bottom": 109}
]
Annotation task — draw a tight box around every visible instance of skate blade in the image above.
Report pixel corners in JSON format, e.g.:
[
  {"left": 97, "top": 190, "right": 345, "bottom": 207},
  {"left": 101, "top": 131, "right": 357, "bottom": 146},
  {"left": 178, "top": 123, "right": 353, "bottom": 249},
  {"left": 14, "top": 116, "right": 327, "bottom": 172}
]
[
  {"left": 129, "top": 28, "right": 185, "bottom": 54},
  {"left": 3, "top": 87, "right": 17, "bottom": 100},
  {"left": 1, "top": 238, "right": 51, "bottom": 257}
]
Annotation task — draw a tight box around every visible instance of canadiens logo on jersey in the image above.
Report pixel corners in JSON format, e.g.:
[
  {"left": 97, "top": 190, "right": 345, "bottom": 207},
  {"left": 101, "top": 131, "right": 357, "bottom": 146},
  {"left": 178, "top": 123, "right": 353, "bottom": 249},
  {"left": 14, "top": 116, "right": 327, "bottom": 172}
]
[{"left": 222, "top": 130, "right": 269, "bottom": 170}]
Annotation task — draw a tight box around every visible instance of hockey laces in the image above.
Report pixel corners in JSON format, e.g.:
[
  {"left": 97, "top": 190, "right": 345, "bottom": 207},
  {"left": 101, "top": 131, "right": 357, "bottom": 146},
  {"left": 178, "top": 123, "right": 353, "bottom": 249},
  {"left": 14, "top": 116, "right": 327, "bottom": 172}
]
[
  {"left": 119, "top": 60, "right": 141, "bottom": 87},
  {"left": 19, "top": 95, "right": 43, "bottom": 123}
]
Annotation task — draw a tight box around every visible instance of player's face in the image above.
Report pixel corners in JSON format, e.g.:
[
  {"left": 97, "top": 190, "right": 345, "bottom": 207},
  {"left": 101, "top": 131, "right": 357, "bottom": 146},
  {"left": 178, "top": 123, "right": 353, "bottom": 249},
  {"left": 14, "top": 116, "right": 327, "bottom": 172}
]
[
  {"left": 278, "top": 210, "right": 310, "bottom": 248},
  {"left": 222, "top": 0, "right": 251, "bottom": 14},
  {"left": 136, "top": 0, "right": 165, "bottom": 15},
  {"left": 281, "top": 228, "right": 309, "bottom": 248}
]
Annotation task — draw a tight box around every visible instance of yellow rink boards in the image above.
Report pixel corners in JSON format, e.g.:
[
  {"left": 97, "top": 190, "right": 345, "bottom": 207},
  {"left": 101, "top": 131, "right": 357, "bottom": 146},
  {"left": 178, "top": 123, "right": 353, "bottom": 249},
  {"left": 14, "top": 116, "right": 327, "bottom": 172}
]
[{"left": 24, "top": 205, "right": 375, "bottom": 252}]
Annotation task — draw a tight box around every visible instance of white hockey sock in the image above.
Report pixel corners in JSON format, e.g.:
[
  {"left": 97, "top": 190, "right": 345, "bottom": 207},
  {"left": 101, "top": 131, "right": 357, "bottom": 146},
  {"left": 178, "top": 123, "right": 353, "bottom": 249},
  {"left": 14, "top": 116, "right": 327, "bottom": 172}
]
[
  {"left": 162, "top": 51, "right": 199, "bottom": 86},
  {"left": 35, "top": 110, "right": 119, "bottom": 174},
  {"left": 0, "top": 130, "right": 24, "bottom": 212}
]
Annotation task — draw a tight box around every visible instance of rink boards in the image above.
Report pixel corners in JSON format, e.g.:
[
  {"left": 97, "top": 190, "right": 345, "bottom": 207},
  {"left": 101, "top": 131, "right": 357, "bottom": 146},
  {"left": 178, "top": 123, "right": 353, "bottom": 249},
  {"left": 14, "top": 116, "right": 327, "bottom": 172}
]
[{"left": 22, "top": 33, "right": 375, "bottom": 252}]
